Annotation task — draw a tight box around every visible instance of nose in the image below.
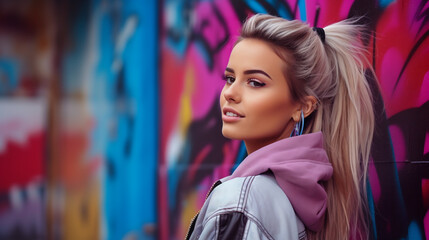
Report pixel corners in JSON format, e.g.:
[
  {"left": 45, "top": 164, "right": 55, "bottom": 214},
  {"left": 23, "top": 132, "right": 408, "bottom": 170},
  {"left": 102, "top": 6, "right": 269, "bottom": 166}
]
[{"left": 222, "top": 81, "right": 241, "bottom": 103}]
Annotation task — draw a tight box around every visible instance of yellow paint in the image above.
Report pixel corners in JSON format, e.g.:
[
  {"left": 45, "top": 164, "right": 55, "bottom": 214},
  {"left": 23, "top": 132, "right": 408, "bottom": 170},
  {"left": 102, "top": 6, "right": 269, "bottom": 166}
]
[
  {"left": 63, "top": 180, "right": 100, "bottom": 240},
  {"left": 179, "top": 191, "right": 200, "bottom": 239},
  {"left": 179, "top": 65, "right": 195, "bottom": 136}
]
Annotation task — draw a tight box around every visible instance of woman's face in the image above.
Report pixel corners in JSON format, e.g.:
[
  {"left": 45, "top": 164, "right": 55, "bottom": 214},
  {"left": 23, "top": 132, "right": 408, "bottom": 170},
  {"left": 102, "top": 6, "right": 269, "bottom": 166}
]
[{"left": 220, "top": 38, "right": 300, "bottom": 153}]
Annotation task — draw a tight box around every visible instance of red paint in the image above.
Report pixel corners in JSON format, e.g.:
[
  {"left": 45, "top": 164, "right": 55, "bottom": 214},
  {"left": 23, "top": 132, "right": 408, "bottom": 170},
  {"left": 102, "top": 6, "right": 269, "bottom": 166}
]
[
  {"left": 376, "top": 0, "right": 429, "bottom": 117},
  {"left": 0, "top": 131, "right": 44, "bottom": 191},
  {"left": 423, "top": 179, "right": 429, "bottom": 210}
]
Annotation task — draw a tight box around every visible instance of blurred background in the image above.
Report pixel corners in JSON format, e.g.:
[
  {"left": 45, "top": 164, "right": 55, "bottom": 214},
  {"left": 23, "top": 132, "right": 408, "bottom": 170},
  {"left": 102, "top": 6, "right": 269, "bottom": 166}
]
[{"left": 0, "top": 0, "right": 428, "bottom": 239}]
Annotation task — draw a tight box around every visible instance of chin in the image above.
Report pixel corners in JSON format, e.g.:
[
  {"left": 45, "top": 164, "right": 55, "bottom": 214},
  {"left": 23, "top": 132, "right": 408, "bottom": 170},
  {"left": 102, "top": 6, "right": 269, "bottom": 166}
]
[{"left": 221, "top": 127, "right": 242, "bottom": 140}]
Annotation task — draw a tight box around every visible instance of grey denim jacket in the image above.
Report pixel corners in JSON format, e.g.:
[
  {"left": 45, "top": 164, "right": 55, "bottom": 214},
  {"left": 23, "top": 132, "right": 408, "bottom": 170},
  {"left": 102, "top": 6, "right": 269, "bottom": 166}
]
[{"left": 187, "top": 173, "right": 307, "bottom": 240}]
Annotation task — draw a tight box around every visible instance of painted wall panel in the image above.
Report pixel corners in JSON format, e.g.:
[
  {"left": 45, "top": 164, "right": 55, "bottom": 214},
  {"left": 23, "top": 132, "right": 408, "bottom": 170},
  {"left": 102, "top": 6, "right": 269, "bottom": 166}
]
[
  {"left": 0, "top": 1, "right": 53, "bottom": 239},
  {"left": 0, "top": 0, "right": 158, "bottom": 239},
  {"left": 1, "top": 0, "right": 428, "bottom": 239},
  {"left": 159, "top": 0, "right": 429, "bottom": 239}
]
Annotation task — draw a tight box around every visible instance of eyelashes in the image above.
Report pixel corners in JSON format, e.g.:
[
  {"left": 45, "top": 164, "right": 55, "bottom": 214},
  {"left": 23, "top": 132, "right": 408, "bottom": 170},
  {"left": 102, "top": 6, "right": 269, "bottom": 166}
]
[
  {"left": 222, "top": 74, "right": 235, "bottom": 84},
  {"left": 248, "top": 80, "right": 265, "bottom": 87},
  {"left": 222, "top": 74, "right": 266, "bottom": 88}
]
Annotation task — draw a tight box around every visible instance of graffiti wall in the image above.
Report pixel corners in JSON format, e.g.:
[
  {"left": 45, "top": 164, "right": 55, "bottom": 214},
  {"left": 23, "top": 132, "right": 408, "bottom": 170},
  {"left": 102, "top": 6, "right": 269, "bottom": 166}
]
[
  {"left": 1, "top": 0, "right": 428, "bottom": 239},
  {"left": 159, "top": 0, "right": 429, "bottom": 240},
  {"left": 0, "top": 0, "right": 158, "bottom": 239},
  {"left": 0, "top": 1, "right": 53, "bottom": 239},
  {"left": 56, "top": 0, "right": 159, "bottom": 239}
]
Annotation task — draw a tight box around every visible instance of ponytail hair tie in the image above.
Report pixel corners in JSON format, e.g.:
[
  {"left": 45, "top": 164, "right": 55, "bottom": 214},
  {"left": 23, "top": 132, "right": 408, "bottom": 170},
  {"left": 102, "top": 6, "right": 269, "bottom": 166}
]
[{"left": 312, "top": 27, "right": 325, "bottom": 43}]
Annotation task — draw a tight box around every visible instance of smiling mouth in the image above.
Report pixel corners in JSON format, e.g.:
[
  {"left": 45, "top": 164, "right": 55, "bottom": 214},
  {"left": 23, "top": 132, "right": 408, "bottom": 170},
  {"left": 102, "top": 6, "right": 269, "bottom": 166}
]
[
  {"left": 222, "top": 109, "right": 243, "bottom": 122},
  {"left": 225, "top": 111, "right": 241, "bottom": 117},
  {"left": 223, "top": 109, "right": 244, "bottom": 118}
]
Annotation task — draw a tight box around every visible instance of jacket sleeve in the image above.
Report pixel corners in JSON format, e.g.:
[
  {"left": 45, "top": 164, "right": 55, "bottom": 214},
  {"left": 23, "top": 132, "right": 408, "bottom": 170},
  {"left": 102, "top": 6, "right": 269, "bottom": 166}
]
[{"left": 195, "top": 211, "right": 273, "bottom": 240}]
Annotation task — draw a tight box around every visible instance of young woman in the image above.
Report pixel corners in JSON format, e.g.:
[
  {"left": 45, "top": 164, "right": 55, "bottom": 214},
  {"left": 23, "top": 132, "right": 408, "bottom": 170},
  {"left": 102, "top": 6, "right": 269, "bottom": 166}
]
[{"left": 186, "top": 14, "right": 375, "bottom": 240}]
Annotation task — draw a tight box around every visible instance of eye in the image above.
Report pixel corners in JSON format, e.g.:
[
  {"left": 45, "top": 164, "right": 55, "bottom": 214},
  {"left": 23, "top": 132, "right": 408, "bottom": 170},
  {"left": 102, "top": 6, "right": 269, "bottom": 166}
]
[
  {"left": 248, "top": 79, "right": 266, "bottom": 88},
  {"left": 222, "top": 75, "right": 235, "bottom": 85}
]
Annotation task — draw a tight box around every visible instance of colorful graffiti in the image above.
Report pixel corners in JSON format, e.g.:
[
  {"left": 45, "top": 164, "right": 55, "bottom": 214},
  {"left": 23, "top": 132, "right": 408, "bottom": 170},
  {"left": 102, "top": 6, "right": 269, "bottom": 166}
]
[
  {"left": 159, "top": 0, "right": 429, "bottom": 240},
  {"left": 0, "top": 1, "right": 52, "bottom": 239},
  {"left": 1, "top": 0, "right": 428, "bottom": 239},
  {"left": 58, "top": 0, "right": 159, "bottom": 239},
  {"left": 0, "top": 0, "right": 158, "bottom": 239}
]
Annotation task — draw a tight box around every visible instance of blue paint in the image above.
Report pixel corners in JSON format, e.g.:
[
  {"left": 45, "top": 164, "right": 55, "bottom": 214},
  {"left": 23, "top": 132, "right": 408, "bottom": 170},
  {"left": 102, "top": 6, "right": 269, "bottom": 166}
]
[
  {"left": 168, "top": 139, "right": 192, "bottom": 209},
  {"left": 277, "top": 5, "right": 292, "bottom": 20},
  {"left": 61, "top": 4, "right": 92, "bottom": 94},
  {"left": 246, "top": 0, "right": 270, "bottom": 14},
  {"left": 297, "top": 0, "right": 307, "bottom": 22},
  {"left": 82, "top": 0, "right": 158, "bottom": 239},
  {"left": 387, "top": 129, "right": 407, "bottom": 218},
  {"left": 116, "top": 0, "right": 159, "bottom": 239},
  {"left": 367, "top": 179, "right": 377, "bottom": 239},
  {"left": 165, "top": 0, "right": 192, "bottom": 56},
  {"left": 232, "top": 141, "right": 247, "bottom": 173},
  {"left": 406, "top": 221, "right": 423, "bottom": 240},
  {"left": 379, "top": 0, "right": 395, "bottom": 9},
  {"left": 195, "top": 41, "right": 212, "bottom": 69},
  {"left": 0, "top": 60, "right": 19, "bottom": 95},
  {"left": 266, "top": 0, "right": 292, "bottom": 19}
]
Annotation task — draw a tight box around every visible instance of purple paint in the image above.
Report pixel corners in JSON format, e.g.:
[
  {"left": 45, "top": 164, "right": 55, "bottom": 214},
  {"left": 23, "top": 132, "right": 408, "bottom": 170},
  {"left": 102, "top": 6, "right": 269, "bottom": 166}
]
[
  {"left": 388, "top": 124, "right": 406, "bottom": 170},
  {"left": 418, "top": 71, "right": 429, "bottom": 106}
]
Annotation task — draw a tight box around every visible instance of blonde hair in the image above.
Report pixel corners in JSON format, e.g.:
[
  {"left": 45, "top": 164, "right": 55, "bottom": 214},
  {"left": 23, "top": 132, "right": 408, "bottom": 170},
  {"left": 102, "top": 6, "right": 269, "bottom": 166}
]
[{"left": 239, "top": 14, "right": 375, "bottom": 239}]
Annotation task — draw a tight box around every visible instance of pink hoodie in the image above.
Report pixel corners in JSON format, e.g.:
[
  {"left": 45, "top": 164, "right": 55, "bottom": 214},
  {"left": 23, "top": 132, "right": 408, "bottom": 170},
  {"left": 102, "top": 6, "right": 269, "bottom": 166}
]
[{"left": 230, "top": 132, "right": 333, "bottom": 231}]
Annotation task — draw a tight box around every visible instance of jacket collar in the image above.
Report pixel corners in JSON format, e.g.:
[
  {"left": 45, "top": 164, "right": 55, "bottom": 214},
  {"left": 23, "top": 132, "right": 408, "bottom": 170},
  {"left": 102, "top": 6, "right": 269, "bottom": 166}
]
[{"left": 231, "top": 132, "right": 333, "bottom": 231}]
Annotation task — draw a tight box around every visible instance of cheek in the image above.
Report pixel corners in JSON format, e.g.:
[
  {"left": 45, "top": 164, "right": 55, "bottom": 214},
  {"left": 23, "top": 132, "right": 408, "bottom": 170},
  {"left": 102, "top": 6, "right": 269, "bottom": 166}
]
[
  {"left": 248, "top": 96, "right": 294, "bottom": 126},
  {"left": 219, "top": 89, "right": 225, "bottom": 106},
  {"left": 253, "top": 94, "right": 292, "bottom": 115}
]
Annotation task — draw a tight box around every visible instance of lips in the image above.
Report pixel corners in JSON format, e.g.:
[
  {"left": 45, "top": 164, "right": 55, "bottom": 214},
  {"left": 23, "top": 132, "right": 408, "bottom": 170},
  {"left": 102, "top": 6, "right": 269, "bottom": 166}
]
[{"left": 222, "top": 107, "right": 244, "bottom": 118}]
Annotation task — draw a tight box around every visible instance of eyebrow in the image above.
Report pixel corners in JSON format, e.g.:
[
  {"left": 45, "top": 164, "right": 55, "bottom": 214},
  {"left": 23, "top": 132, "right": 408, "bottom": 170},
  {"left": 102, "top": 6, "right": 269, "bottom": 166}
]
[{"left": 225, "top": 67, "right": 272, "bottom": 80}]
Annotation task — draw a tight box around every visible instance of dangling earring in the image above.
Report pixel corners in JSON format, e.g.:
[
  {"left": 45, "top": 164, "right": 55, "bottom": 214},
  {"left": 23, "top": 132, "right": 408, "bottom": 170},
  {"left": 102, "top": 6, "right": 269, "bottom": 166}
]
[{"left": 290, "top": 110, "right": 305, "bottom": 137}]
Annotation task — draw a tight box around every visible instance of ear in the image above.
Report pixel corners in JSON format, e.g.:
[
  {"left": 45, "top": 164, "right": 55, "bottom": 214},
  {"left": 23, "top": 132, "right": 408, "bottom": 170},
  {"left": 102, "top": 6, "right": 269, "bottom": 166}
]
[
  {"left": 291, "top": 96, "right": 318, "bottom": 122},
  {"left": 302, "top": 96, "right": 318, "bottom": 118},
  {"left": 291, "top": 105, "right": 302, "bottom": 122}
]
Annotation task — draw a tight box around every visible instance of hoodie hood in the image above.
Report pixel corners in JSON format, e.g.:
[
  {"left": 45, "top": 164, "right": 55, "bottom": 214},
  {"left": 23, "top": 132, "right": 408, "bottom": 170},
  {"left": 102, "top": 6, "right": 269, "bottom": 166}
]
[{"left": 230, "top": 132, "right": 333, "bottom": 231}]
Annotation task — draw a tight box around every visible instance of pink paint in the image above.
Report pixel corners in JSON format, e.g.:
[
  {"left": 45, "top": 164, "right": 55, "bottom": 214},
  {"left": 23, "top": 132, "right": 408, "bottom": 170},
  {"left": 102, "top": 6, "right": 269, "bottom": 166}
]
[
  {"left": 195, "top": 2, "right": 227, "bottom": 51},
  {"left": 305, "top": 0, "right": 353, "bottom": 24},
  {"left": 221, "top": 140, "right": 241, "bottom": 175},
  {"left": 187, "top": 144, "right": 212, "bottom": 182},
  {"left": 305, "top": 0, "right": 343, "bottom": 27},
  {"left": 339, "top": 0, "right": 354, "bottom": 19},
  {"left": 379, "top": 48, "right": 402, "bottom": 94},
  {"left": 388, "top": 125, "right": 406, "bottom": 170},
  {"left": 158, "top": 164, "right": 169, "bottom": 240},
  {"left": 187, "top": 0, "right": 240, "bottom": 120},
  {"left": 390, "top": 1, "right": 401, "bottom": 27},
  {"left": 368, "top": 160, "right": 381, "bottom": 204},
  {"left": 186, "top": 47, "right": 221, "bottom": 120},
  {"left": 379, "top": 48, "right": 405, "bottom": 116},
  {"left": 423, "top": 0, "right": 429, "bottom": 12},
  {"left": 198, "top": 176, "right": 212, "bottom": 206},
  {"left": 423, "top": 179, "right": 429, "bottom": 210},
  {"left": 418, "top": 71, "right": 429, "bottom": 106}
]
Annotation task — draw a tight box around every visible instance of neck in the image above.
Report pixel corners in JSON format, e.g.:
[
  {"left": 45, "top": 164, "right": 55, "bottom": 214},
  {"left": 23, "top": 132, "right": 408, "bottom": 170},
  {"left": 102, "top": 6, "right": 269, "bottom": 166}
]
[{"left": 244, "top": 130, "right": 294, "bottom": 155}]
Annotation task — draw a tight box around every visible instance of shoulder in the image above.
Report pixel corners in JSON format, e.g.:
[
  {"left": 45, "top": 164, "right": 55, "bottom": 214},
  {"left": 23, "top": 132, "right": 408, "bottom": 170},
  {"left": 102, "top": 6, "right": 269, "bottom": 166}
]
[
  {"left": 205, "top": 174, "right": 284, "bottom": 212},
  {"left": 210, "top": 173, "right": 291, "bottom": 211},
  {"left": 197, "top": 173, "right": 305, "bottom": 239}
]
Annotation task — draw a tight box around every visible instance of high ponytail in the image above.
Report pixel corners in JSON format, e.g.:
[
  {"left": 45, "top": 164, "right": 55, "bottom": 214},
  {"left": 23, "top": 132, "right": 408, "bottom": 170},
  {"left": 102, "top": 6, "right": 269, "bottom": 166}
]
[
  {"left": 239, "top": 15, "right": 376, "bottom": 239},
  {"left": 316, "top": 20, "right": 375, "bottom": 240}
]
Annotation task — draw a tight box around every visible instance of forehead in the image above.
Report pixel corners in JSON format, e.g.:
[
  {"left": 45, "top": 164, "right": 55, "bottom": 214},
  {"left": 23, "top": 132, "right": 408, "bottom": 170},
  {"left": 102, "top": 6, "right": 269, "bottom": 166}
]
[{"left": 228, "top": 38, "right": 286, "bottom": 73}]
